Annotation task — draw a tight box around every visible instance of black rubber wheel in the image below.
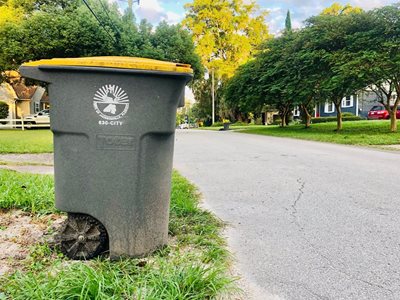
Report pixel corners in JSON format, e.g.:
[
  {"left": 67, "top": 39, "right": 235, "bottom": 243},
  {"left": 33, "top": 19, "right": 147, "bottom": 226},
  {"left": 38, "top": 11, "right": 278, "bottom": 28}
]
[{"left": 57, "top": 213, "right": 108, "bottom": 260}]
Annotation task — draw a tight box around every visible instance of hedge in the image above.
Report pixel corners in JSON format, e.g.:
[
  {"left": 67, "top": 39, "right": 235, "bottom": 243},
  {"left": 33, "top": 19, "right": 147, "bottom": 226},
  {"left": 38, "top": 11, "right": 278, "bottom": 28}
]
[
  {"left": 311, "top": 115, "right": 364, "bottom": 124},
  {"left": 0, "top": 101, "right": 9, "bottom": 119}
]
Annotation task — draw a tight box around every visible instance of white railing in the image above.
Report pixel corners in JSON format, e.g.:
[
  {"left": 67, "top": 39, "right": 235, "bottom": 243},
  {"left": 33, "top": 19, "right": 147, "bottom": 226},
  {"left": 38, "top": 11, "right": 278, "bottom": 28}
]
[{"left": 0, "top": 118, "right": 50, "bottom": 130}]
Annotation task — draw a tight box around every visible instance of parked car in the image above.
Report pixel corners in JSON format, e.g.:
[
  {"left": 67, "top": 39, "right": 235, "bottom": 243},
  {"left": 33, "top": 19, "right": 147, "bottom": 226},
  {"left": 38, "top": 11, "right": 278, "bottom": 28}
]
[
  {"left": 24, "top": 109, "right": 50, "bottom": 128},
  {"left": 178, "top": 123, "right": 189, "bottom": 129},
  {"left": 368, "top": 105, "right": 400, "bottom": 120}
]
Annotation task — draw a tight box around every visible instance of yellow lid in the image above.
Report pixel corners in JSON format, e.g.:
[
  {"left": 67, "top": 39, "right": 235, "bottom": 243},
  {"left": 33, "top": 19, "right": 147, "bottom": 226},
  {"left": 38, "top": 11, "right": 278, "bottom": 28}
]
[{"left": 22, "top": 56, "right": 193, "bottom": 74}]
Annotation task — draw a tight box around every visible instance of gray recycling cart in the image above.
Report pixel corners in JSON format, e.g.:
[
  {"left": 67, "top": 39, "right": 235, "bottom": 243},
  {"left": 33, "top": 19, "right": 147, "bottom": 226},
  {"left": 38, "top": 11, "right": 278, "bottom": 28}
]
[{"left": 20, "top": 57, "right": 193, "bottom": 259}]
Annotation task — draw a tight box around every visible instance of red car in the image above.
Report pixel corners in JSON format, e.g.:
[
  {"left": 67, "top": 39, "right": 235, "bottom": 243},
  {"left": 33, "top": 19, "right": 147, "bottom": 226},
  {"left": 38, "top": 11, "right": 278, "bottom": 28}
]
[{"left": 368, "top": 105, "right": 400, "bottom": 120}]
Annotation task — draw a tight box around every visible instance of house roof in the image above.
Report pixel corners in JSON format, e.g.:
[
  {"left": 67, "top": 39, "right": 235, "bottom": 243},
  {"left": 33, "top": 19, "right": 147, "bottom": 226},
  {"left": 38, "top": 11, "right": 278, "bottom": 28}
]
[{"left": 12, "top": 83, "right": 38, "bottom": 100}]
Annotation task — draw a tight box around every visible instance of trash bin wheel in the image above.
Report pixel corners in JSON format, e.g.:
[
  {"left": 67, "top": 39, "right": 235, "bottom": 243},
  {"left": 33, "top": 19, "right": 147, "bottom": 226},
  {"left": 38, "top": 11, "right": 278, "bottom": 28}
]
[{"left": 58, "top": 213, "right": 108, "bottom": 260}]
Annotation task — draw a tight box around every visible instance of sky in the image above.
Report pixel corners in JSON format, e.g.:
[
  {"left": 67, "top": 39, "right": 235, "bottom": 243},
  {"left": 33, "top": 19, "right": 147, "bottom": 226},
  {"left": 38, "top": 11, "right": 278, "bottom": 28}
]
[{"left": 125, "top": 0, "right": 397, "bottom": 34}]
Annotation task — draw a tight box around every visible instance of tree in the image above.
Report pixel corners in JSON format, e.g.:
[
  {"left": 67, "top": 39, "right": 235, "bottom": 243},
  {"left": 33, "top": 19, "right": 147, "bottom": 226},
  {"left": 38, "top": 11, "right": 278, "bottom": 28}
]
[
  {"left": 281, "top": 30, "right": 327, "bottom": 128},
  {"left": 285, "top": 10, "right": 292, "bottom": 33},
  {"left": 0, "top": 0, "right": 203, "bottom": 82},
  {"left": 321, "top": 2, "right": 362, "bottom": 16},
  {"left": 259, "top": 37, "right": 299, "bottom": 127},
  {"left": 149, "top": 22, "right": 203, "bottom": 80},
  {"left": 190, "top": 77, "right": 224, "bottom": 123},
  {"left": 183, "top": 0, "right": 269, "bottom": 79},
  {"left": 183, "top": 0, "right": 270, "bottom": 123},
  {"left": 340, "top": 5, "right": 400, "bottom": 132},
  {"left": 224, "top": 59, "right": 264, "bottom": 121},
  {"left": 303, "top": 13, "right": 367, "bottom": 131}
]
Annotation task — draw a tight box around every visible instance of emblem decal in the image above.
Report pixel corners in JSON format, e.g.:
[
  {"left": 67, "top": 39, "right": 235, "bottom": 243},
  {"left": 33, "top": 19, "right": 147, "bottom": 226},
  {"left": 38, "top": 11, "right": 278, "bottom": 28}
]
[{"left": 93, "top": 84, "right": 129, "bottom": 121}]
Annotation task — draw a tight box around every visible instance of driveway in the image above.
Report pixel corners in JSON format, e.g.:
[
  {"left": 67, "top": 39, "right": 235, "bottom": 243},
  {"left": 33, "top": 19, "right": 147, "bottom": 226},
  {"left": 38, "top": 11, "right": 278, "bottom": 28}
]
[{"left": 173, "top": 130, "right": 400, "bottom": 300}]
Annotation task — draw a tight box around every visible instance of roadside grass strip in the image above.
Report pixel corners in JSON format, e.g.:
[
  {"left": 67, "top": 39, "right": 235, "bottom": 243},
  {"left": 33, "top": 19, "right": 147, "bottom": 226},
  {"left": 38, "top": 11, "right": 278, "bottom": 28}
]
[
  {"left": 0, "top": 169, "right": 55, "bottom": 214},
  {"left": 0, "top": 170, "right": 237, "bottom": 299},
  {"left": 240, "top": 120, "right": 400, "bottom": 146},
  {"left": 0, "top": 130, "right": 53, "bottom": 154}
]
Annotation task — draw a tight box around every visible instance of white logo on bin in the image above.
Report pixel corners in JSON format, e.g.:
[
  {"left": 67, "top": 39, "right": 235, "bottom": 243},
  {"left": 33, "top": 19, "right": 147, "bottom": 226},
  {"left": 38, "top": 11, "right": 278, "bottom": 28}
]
[{"left": 93, "top": 84, "right": 129, "bottom": 120}]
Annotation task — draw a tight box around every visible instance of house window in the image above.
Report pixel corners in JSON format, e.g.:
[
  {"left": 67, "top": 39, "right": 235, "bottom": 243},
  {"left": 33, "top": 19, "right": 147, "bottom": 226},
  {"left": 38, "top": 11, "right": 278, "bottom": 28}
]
[
  {"left": 324, "top": 102, "right": 335, "bottom": 113},
  {"left": 342, "top": 96, "right": 354, "bottom": 108},
  {"left": 293, "top": 106, "right": 300, "bottom": 117},
  {"left": 390, "top": 94, "right": 397, "bottom": 104},
  {"left": 34, "top": 102, "right": 40, "bottom": 113}
]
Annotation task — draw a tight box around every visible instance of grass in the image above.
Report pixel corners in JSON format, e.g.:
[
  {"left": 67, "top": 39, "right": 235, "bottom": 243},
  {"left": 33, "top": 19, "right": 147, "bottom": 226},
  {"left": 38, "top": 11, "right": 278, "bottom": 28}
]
[
  {"left": 239, "top": 120, "right": 400, "bottom": 146},
  {"left": 0, "top": 169, "right": 55, "bottom": 214},
  {"left": 0, "top": 130, "right": 53, "bottom": 153},
  {"left": 0, "top": 170, "right": 237, "bottom": 299}
]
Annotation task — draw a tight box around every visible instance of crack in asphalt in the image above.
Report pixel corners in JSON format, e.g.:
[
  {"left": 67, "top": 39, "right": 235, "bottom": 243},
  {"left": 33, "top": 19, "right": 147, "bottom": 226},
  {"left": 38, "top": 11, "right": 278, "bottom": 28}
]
[
  {"left": 288, "top": 179, "right": 393, "bottom": 296},
  {"left": 290, "top": 178, "right": 305, "bottom": 228}
]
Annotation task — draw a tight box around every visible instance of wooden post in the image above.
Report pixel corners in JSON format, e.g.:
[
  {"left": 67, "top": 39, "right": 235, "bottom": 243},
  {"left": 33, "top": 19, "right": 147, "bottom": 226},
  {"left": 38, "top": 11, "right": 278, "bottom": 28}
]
[{"left": 21, "top": 117, "right": 25, "bottom": 131}]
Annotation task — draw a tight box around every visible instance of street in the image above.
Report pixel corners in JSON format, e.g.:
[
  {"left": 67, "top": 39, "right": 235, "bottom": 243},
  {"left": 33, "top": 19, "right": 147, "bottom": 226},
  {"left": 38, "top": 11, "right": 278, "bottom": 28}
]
[{"left": 173, "top": 130, "right": 400, "bottom": 300}]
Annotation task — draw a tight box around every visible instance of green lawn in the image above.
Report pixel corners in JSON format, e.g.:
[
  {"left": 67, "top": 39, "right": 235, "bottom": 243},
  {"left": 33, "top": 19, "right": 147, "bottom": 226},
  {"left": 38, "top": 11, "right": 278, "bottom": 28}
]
[
  {"left": 0, "top": 130, "right": 53, "bottom": 153},
  {"left": 238, "top": 120, "right": 400, "bottom": 146},
  {"left": 0, "top": 170, "right": 237, "bottom": 299}
]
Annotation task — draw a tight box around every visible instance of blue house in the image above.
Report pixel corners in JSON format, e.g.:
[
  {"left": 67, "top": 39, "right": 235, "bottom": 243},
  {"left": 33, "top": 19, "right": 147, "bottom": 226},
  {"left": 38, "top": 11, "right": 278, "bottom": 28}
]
[
  {"left": 314, "top": 91, "right": 397, "bottom": 119},
  {"left": 316, "top": 95, "right": 359, "bottom": 118}
]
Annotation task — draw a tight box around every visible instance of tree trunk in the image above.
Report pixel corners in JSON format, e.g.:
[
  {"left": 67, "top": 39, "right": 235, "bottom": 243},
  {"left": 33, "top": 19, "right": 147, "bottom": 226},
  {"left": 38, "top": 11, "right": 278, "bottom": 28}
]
[
  {"left": 280, "top": 113, "right": 286, "bottom": 127},
  {"left": 334, "top": 101, "right": 342, "bottom": 131},
  {"left": 301, "top": 104, "right": 312, "bottom": 128},
  {"left": 382, "top": 98, "right": 398, "bottom": 133},
  {"left": 390, "top": 111, "right": 397, "bottom": 132},
  {"left": 285, "top": 111, "right": 291, "bottom": 126},
  {"left": 389, "top": 93, "right": 399, "bottom": 132}
]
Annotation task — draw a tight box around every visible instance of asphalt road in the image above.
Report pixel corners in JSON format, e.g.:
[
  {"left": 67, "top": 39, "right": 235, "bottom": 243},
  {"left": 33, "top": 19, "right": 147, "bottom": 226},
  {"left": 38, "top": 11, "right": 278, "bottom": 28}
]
[{"left": 173, "top": 130, "right": 400, "bottom": 300}]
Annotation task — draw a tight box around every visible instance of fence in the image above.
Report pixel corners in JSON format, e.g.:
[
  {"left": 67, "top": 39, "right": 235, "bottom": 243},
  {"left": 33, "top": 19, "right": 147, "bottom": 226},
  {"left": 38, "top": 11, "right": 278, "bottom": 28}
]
[{"left": 0, "top": 118, "right": 50, "bottom": 130}]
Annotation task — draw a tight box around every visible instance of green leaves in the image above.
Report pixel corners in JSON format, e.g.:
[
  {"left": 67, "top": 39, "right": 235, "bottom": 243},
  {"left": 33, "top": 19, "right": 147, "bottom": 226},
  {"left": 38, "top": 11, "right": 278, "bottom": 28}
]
[
  {"left": 224, "top": 3, "right": 400, "bottom": 130},
  {"left": 0, "top": 0, "right": 203, "bottom": 80}
]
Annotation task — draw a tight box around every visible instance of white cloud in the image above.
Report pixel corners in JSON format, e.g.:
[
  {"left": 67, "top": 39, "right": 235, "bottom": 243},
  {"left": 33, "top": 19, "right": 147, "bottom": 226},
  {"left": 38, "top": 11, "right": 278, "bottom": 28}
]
[
  {"left": 267, "top": 7, "right": 283, "bottom": 13},
  {"left": 134, "top": 0, "right": 184, "bottom": 24},
  {"left": 350, "top": 0, "right": 394, "bottom": 10},
  {"left": 264, "top": 0, "right": 395, "bottom": 34},
  {"left": 165, "top": 11, "right": 183, "bottom": 24}
]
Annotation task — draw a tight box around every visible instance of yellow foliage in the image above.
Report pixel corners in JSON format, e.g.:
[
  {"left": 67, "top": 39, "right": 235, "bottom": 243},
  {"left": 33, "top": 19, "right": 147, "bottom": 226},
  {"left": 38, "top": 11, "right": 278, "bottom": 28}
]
[
  {"left": 0, "top": 5, "right": 24, "bottom": 25},
  {"left": 183, "top": 0, "right": 271, "bottom": 79},
  {"left": 0, "top": 0, "right": 36, "bottom": 25},
  {"left": 321, "top": 2, "right": 363, "bottom": 16}
]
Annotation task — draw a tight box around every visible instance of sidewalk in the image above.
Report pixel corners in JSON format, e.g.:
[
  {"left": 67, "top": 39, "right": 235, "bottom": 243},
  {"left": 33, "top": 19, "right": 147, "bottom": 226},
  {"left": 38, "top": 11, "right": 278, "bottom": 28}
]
[{"left": 0, "top": 153, "right": 54, "bottom": 174}]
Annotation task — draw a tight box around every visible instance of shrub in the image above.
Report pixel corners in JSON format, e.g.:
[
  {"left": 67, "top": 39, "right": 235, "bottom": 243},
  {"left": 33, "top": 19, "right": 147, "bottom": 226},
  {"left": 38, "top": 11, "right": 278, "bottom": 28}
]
[
  {"left": 231, "top": 121, "right": 248, "bottom": 126},
  {"left": 311, "top": 115, "right": 363, "bottom": 124},
  {"left": 211, "top": 122, "right": 224, "bottom": 127},
  {"left": 0, "top": 101, "right": 9, "bottom": 119},
  {"left": 271, "top": 118, "right": 282, "bottom": 126}
]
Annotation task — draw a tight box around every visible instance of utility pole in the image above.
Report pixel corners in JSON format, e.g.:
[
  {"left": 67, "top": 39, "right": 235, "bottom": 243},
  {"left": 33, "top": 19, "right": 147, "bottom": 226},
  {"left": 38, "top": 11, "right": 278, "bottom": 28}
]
[
  {"left": 211, "top": 68, "right": 215, "bottom": 124},
  {"left": 128, "top": 0, "right": 140, "bottom": 16}
]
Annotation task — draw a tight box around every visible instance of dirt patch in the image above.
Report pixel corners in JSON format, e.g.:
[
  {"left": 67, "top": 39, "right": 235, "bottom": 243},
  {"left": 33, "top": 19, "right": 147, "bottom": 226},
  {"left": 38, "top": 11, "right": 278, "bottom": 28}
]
[
  {"left": 0, "top": 209, "right": 64, "bottom": 276},
  {"left": 381, "top": 144, "right": 400, "bottom": 151}
]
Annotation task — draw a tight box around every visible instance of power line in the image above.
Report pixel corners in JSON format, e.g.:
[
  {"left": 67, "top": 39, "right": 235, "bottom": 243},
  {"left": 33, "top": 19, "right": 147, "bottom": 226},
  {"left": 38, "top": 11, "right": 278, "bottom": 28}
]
[
  {"left": 97, "top": 0, "right": 121, "bottom": 40},
  {"left": 81, "top": 0, "right": 117, "bottom": 45},
  {"left": 115, "top": 0, "right": 140, "bottom": 3}
]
